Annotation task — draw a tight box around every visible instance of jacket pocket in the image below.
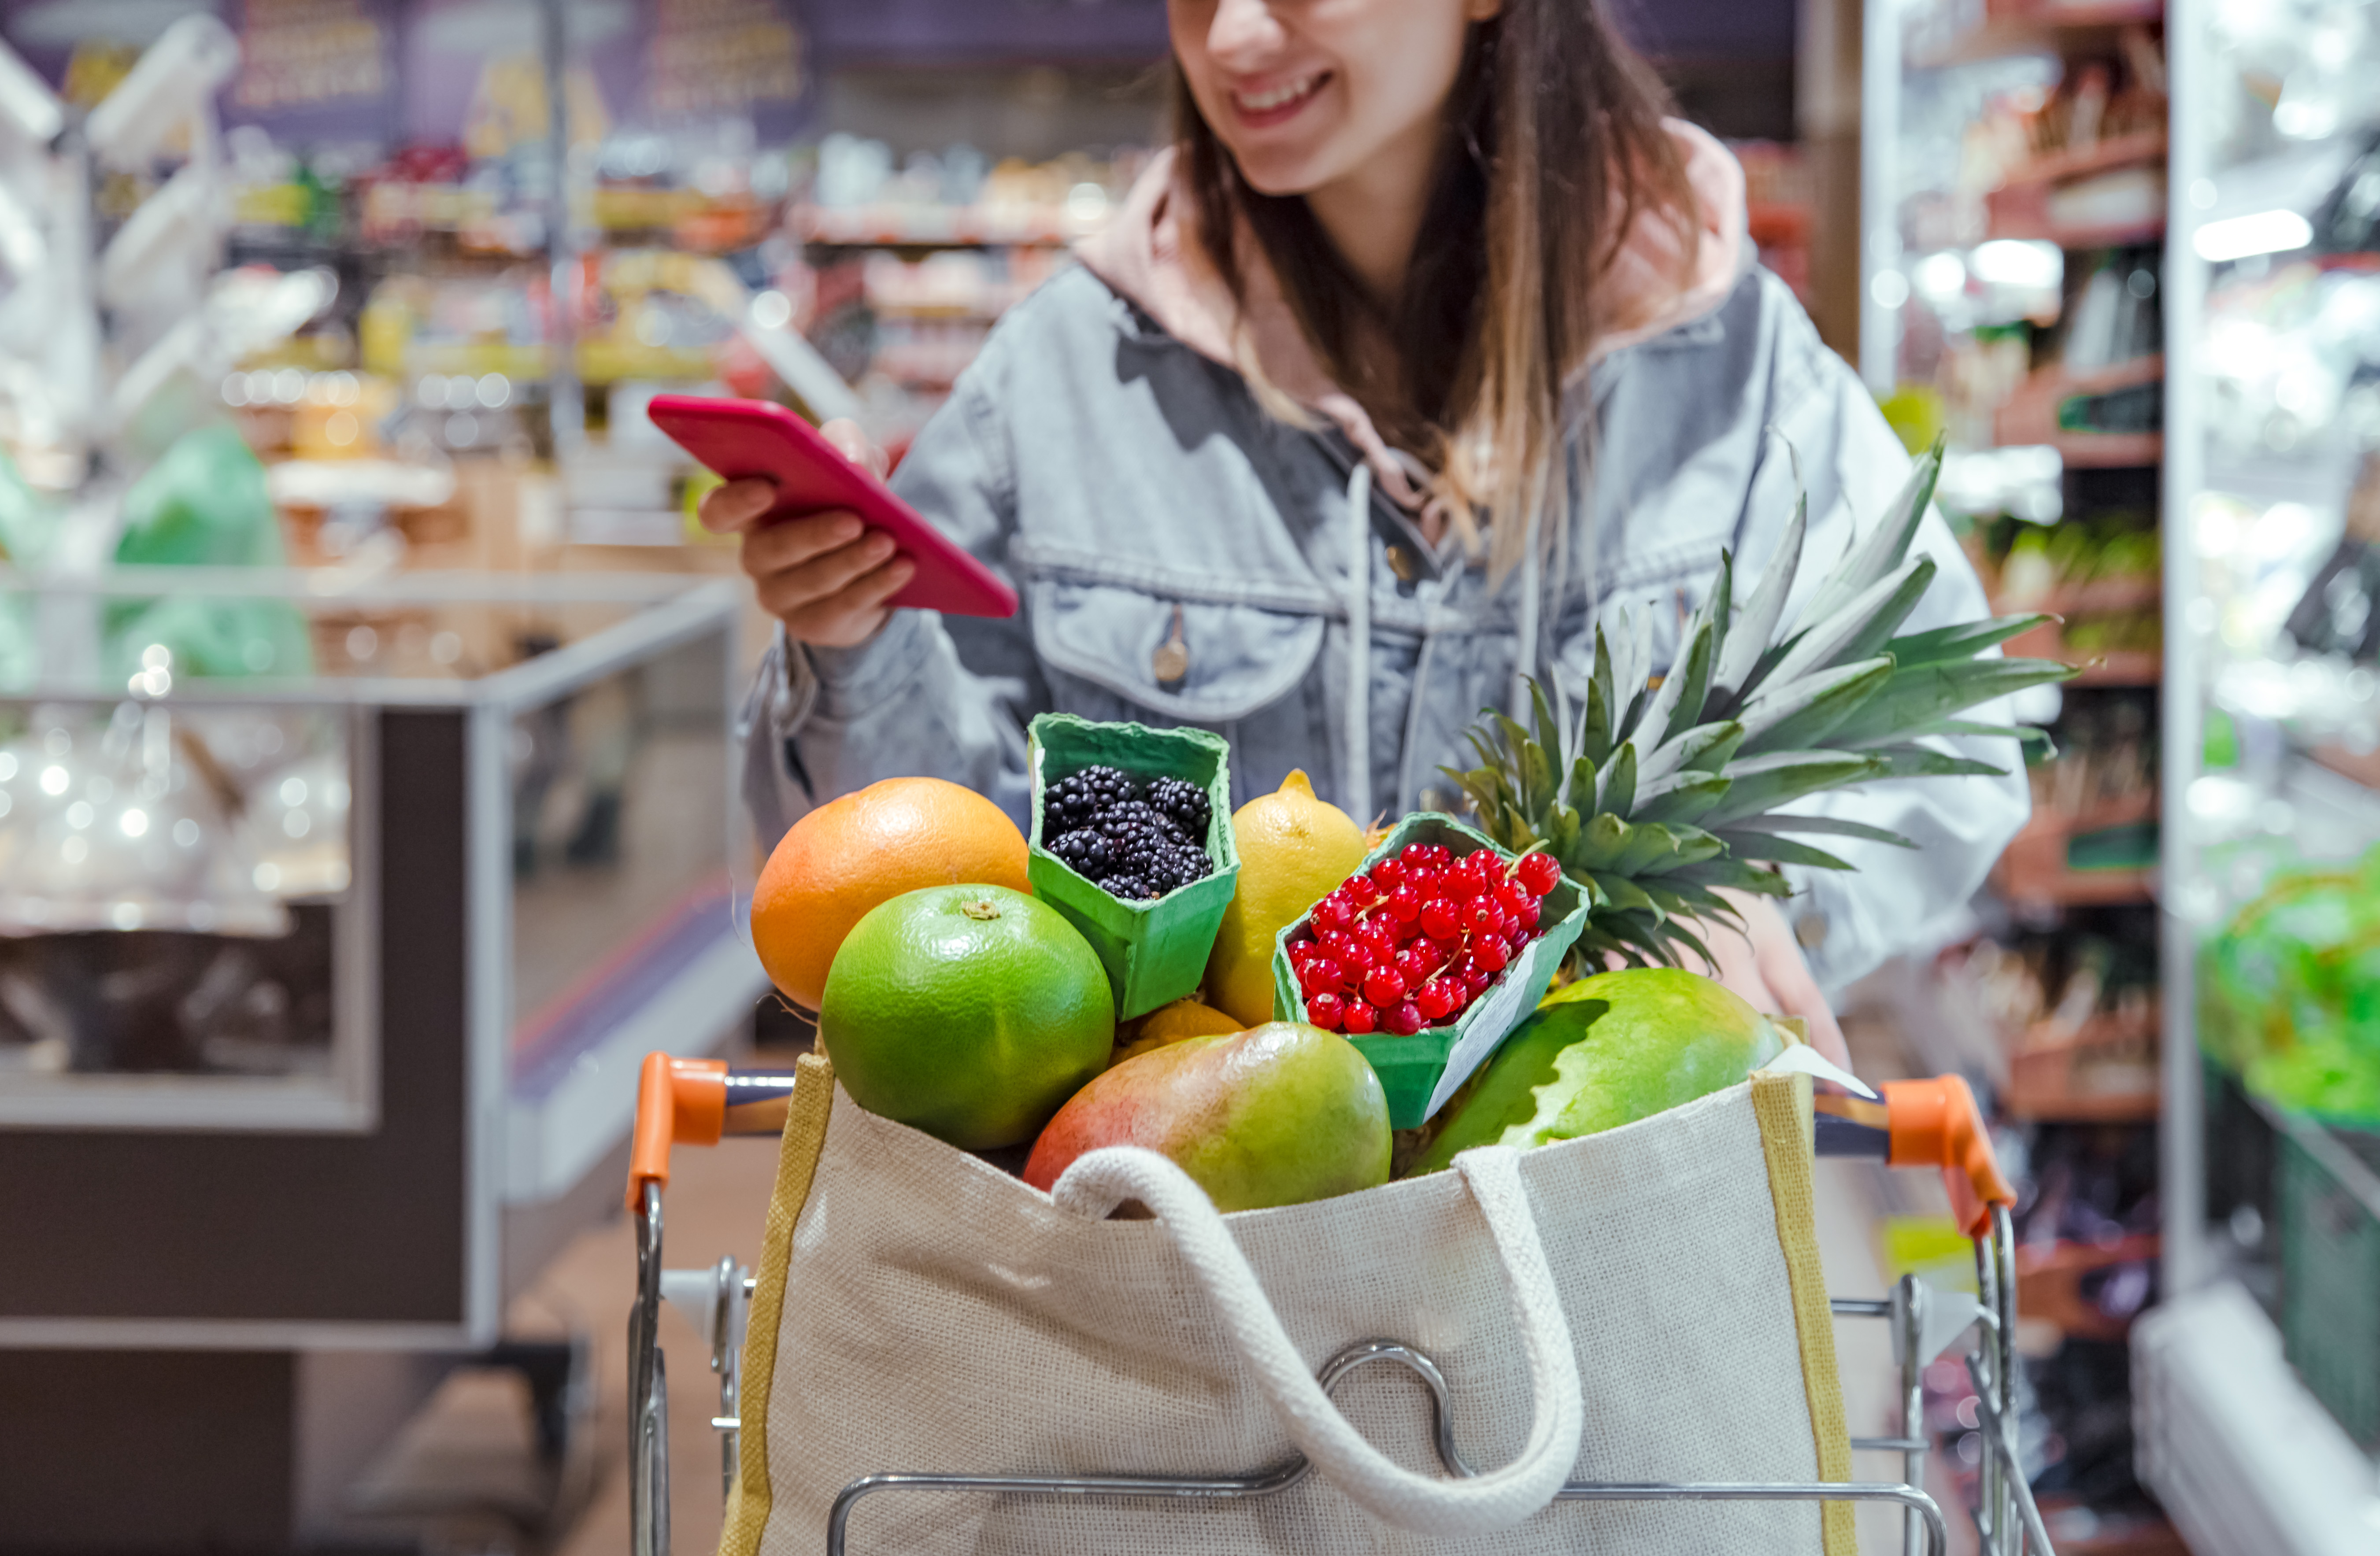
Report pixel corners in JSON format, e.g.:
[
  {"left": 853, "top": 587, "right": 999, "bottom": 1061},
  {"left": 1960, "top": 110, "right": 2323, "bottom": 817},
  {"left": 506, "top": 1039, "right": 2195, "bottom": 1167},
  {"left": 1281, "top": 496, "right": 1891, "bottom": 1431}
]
[{"left": 1030, "top": 576, "right": 1326, "bottom": 724}]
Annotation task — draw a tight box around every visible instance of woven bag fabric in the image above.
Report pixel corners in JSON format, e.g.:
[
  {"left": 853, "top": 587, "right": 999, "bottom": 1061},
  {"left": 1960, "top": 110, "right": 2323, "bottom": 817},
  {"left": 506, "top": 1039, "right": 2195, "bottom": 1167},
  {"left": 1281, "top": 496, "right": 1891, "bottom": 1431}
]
[{"left": 722, "top": 1057, "right": 1851, "bottom": 1556}]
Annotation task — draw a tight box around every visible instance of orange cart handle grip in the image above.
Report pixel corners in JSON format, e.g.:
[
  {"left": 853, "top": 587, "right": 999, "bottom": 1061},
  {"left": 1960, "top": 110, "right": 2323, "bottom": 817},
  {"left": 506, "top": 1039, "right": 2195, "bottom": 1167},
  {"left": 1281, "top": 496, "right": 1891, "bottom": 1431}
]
[
  {"left": 625, "top": 1052, "right": 728, "bottom": 1213},
  {"left": 1882, "top": 1076, "right": 2016, "bottom": 1239}
]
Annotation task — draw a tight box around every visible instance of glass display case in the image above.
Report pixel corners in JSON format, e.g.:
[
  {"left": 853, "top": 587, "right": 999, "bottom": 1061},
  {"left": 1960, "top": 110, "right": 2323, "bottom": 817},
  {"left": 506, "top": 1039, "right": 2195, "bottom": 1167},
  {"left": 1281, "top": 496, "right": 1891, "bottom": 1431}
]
[
  {"left": 2143, "top": 0, "right": 2380, "bottom": 1546},
  {"left": 0, "top": 565, "right": 758, "bottom": 1345}
]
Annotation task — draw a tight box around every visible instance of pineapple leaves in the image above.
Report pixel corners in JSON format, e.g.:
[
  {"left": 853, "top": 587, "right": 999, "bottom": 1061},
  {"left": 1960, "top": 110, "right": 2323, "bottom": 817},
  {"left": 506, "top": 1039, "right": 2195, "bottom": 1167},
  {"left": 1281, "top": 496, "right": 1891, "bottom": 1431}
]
[
  {"left": 1714, "top": 829, "right": 1857, "bottom": 872},
  {"left": 1698, "top": 750, "right": 1888, "bottom": 828},
  {"left": 1792, "top": 436, "right": 1943, "bottom": 633},
  {"left": 1595, "top": 740, "right": 1638, "bottom": 818},
  {"left": 1826, "top": 656, "right": 2078, "bottom": 750},
  {"left": 1630, "top": 767, "right": 1731, "bottom": 825},
  {"left": 1721, "top": 813, "right": 1916, "bottom": 848},
  {"left": 1865, "top": 743, "right": 2010, "bottom": 780},
  {"left": 1762, "top": 556, "right": 1934, "bottom": 691},
  {"left": 1734, "top": 656, "right": 1895, "bottom": 758},
  {"left": 1885, "top": 614, "right": 2056, "bottom": 668},
  {"left": 1712, "top": 494, "right": 1805, "bottom": 710}
]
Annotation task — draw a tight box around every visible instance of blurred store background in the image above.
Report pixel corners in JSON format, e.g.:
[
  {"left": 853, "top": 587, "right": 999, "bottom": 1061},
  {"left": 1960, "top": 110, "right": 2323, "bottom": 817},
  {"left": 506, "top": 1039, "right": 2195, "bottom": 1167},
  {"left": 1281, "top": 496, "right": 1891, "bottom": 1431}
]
[{"left": 0, "top": 1, "right": 2377, "bottom": 1553}]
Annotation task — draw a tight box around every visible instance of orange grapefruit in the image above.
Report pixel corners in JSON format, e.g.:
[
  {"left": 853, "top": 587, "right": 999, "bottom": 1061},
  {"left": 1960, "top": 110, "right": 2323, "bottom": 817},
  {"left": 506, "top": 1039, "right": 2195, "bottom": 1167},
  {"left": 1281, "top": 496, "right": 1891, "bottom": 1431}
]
[{"left": 751, "top": 777, "right": 1029, "bottom": 1009}]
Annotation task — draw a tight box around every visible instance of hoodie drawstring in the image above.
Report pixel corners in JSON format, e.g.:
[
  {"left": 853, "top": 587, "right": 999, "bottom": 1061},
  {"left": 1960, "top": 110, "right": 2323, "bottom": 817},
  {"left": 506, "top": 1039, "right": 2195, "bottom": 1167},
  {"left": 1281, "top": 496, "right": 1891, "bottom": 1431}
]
[{"left": 1343, "top": 461, "right": 1374, "bottom": 824}]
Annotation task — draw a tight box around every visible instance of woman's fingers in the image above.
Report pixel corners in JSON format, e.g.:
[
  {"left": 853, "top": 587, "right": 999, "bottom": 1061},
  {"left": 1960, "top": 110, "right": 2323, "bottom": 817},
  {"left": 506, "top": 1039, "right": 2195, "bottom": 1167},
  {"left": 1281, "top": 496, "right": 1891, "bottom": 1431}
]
[
  {"left": 697, "top": 477, "right": 779, "bottom": 534},
  {"left": 779, "top": 556, "right": 917, "bottom": 649},
  {"left": 1755, "top": 928, "right": 1852, "bottom": 1069},
  {"left": 740, "top": 510, "right": 866, "bottom": 576}
]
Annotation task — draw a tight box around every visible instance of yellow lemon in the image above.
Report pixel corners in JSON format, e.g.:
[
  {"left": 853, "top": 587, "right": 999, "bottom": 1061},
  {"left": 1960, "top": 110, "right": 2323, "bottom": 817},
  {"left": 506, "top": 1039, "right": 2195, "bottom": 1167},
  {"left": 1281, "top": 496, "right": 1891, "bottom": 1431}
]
[{"left": 1204, "top": 770, "right": 1371, "bottom": 1026}]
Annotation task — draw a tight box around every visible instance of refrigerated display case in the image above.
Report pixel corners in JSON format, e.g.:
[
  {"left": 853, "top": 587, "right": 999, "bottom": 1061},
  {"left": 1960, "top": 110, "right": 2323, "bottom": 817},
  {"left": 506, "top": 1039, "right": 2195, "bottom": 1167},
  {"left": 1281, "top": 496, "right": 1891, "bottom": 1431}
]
[
  {"left": 0, "top": 565, "right": 763, "bottom": 1545},
  {"left": 2140, "top": 0, "right": 2380, "bottom": 1548}
]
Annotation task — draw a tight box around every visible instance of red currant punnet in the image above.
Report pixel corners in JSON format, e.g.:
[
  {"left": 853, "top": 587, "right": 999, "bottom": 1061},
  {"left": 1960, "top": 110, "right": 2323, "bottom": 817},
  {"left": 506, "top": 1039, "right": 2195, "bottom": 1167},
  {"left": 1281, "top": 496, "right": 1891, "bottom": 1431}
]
[{"left": 1306, "top": 992, "right": 1345, "bottom": 1029}]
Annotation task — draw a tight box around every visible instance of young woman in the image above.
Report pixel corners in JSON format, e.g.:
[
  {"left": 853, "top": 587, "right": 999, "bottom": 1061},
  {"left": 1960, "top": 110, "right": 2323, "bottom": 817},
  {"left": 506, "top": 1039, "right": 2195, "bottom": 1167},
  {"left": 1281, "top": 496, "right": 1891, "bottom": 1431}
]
[{"left": 701, "top": 0, "right": 2029, "bottom": 1059}]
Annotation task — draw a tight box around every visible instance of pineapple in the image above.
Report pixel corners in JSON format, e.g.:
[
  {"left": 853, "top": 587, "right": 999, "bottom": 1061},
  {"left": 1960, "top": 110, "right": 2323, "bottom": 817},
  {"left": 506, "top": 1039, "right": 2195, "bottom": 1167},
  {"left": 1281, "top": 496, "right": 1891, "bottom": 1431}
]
[{"left": 1446, "top": 438, "right": 2074, "bottom": 971}]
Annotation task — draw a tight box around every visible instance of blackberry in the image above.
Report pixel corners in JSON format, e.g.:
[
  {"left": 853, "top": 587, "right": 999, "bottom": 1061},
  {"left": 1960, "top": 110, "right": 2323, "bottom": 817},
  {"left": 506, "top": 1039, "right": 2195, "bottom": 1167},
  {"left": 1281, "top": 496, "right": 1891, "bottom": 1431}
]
[
  {"left": 1048, "top": 828, "right": 1113, "bottom": 877},
  {"left": 1044, "top": 765, "right": 1136, "bottom": 829},
  {"left": 1103, "top": 872, "right": 1155, "bottom": 900},
  {"left": 1146, "top": 776, "right": 1211, "bottom": 839}
]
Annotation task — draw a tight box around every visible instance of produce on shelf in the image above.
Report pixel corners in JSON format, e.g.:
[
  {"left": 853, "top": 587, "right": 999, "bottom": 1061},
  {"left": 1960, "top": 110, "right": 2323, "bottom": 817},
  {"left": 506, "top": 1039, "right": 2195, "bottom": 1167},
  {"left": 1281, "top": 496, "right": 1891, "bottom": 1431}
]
[
  {"left": 750, "top": 775, "right": 1030, "bottom": 1009},
  {"left": 1447, "top": 440, "right": 2076, "bottom": 973},
  {"left": 1409, "top": 968, "right": 1789, "bottom": 1175},
  {"left": 818, "top": 883, "right": 1113, "bottom": 1150},
  {"left": 1023, "top": 1021, "right": 1390, "bottom": 1212},
  {"left": 1204, "top": 770, "right": 1373, "bottom": 1027},
  {"left": 1284, "top": 839, "right": 1566, "bottom": 1038},
  {"left": 2201, "top": 849, "right": 2380, "bottom": 1127}
]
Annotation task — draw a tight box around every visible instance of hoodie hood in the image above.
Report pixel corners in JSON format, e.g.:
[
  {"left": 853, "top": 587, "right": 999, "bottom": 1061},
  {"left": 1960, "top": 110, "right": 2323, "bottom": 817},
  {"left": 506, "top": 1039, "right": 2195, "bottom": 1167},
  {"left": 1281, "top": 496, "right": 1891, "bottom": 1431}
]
[{"left": 1075, "top": 120, "right": 1752, "bottom": 519}]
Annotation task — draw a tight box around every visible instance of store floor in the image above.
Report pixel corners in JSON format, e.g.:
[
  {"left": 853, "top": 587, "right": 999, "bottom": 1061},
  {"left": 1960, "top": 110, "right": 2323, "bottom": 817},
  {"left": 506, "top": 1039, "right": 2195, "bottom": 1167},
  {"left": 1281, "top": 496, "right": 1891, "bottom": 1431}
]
[{"left": 387, "top": 1041, "right": 1974, "bottom": 1555}]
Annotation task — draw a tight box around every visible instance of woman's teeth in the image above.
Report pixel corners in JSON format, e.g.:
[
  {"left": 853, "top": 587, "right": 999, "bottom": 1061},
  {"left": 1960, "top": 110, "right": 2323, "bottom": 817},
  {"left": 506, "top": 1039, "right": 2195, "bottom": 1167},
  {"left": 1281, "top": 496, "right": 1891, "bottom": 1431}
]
[{"left": 1237, "top": 74, "right": 1321, "bottom": 114}]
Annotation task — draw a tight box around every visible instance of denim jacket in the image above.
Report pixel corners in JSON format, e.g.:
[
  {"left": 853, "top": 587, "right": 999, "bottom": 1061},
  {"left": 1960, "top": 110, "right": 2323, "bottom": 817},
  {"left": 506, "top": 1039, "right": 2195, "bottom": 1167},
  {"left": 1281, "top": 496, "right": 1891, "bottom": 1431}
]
[{"left": 738, "top": 262, "right": 2030, "bottom": 990}]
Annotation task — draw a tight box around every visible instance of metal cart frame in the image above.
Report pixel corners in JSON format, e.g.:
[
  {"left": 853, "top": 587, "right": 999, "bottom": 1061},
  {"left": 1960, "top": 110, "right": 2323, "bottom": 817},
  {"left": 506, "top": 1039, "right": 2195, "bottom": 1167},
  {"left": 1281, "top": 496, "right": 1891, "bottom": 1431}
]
[{"left": 625, "top": 1056, "right": 2056, "bottom": 1556}]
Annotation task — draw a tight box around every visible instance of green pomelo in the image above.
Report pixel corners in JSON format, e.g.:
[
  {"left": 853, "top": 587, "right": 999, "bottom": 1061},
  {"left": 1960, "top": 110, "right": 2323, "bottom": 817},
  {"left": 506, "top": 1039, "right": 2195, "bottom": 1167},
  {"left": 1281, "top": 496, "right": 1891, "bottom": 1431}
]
[
  {"left": 1409, "top": 967, "right": 1785, "bottom": 1175},
  {"left": 820, "top": 883, "right": 1114, "bottom": 1149},
  {"left": 1024, "top": 1021, "right": 1390, "bottom": 1211}
]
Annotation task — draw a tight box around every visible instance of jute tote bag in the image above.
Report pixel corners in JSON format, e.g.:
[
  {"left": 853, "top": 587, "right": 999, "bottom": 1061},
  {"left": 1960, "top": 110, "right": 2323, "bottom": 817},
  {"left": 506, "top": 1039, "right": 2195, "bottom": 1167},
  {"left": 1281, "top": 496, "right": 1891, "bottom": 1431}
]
[{"left": 720, "top": 1054, "right": 1853, "bottom": 1556}]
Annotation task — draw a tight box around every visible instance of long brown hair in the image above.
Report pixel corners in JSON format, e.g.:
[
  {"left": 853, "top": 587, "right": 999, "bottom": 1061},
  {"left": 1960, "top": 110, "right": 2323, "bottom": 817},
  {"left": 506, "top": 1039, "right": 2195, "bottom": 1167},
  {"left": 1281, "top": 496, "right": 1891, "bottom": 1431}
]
[{"left": 1174, "top": 1, "right": 1698, "bottom": 580}]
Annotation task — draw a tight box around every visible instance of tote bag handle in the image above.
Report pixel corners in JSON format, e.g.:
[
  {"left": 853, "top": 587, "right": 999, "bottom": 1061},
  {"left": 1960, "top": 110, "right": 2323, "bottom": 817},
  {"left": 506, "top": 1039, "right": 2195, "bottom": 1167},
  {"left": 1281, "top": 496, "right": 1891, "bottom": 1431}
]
[{"left": 1051, "top": 1146, "right": 1583, "bottom": 1537}]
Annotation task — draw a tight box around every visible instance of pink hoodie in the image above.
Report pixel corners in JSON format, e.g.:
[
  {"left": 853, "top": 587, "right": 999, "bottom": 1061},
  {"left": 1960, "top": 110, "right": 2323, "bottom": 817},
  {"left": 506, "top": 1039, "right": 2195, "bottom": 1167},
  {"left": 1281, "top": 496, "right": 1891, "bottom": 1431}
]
[{"left": 1074, "top": 119, "right": 1752, "bottom": 523}]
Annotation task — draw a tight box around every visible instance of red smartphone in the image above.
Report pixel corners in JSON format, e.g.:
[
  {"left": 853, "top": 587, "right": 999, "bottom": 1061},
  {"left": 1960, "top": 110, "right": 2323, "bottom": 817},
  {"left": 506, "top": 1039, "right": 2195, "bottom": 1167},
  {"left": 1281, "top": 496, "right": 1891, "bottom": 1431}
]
[{"left": 647, "top": 394, "right": 1019, "bottom": 619}]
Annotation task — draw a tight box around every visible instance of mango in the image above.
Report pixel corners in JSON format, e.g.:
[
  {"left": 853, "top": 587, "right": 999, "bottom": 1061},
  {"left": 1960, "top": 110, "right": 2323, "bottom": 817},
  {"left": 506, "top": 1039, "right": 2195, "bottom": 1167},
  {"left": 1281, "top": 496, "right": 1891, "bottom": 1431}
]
[
  {"left": 1408, "top": 967, "right": 1786, "bottom": 1175},
  {"left": 1024, "top": 1021, "right": 1391, "bottom": 1211}
]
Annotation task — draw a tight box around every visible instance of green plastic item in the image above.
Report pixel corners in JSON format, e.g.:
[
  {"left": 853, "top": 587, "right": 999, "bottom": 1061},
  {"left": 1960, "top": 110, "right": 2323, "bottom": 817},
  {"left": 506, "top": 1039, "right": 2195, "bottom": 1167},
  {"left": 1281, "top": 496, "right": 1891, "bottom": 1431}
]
[
  {"left": 1025, "top": 713, "right": 1240, "bottom": 1021},
  {"left": 106, "top": 424, "right": 315, "bottom": 681},
  {"left": 1270, "top": 813, "right": 1587, "bottom": 1130}
]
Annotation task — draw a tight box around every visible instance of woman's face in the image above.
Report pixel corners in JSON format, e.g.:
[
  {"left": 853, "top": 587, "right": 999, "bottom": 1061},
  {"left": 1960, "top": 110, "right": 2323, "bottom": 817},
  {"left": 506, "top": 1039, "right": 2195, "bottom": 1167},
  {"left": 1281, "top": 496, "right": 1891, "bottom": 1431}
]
[{"left": 1170, "top": 0, "right": 1500, "bottom": 198}]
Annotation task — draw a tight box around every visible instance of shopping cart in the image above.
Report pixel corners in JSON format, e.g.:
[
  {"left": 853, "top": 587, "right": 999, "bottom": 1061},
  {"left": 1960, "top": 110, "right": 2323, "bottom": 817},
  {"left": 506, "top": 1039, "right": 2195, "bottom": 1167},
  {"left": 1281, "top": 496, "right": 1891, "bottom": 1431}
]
[{"left": 623, "top": 1052, "right": 2055, "bottom": 1556}]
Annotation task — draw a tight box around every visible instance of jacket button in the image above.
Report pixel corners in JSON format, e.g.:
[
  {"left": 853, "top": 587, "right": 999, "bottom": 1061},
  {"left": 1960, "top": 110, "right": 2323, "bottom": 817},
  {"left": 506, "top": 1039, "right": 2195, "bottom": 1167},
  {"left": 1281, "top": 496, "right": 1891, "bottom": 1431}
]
[
  {"left": 1387, "top": 543, "right": 1420, "bottom": 582},
  {"left": 1795, "top": 911, "right": 1828, "bottom": 951},
  {"left": 1152, "top": 603, "right": 1189, "bottom": 687}
]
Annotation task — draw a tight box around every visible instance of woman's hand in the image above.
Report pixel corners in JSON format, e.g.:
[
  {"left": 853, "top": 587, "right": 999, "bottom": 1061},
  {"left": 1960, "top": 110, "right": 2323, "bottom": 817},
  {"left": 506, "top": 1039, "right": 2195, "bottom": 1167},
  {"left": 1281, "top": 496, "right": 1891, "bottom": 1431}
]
[
  {"left": 698, "top": 418, "right": 915, "bottom": 650},
  {"left": 1669, "top": 891, "right": 1851, "bottom": 1069}
]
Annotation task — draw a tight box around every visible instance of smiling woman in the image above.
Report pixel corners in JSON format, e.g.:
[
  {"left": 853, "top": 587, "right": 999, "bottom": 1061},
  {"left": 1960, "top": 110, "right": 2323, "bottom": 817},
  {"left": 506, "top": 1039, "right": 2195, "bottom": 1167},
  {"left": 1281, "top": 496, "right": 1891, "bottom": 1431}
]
[{"left": 708, "top": 0, "right": 2034, "bottom": 1041}]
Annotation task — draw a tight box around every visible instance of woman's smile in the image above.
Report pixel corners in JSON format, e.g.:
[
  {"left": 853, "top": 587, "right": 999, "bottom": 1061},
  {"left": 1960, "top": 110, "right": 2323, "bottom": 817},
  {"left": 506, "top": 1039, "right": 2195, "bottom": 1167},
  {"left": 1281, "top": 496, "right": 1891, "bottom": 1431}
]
[{"left": 1227, "top": 70, "right": 1333, "bottom": 130}]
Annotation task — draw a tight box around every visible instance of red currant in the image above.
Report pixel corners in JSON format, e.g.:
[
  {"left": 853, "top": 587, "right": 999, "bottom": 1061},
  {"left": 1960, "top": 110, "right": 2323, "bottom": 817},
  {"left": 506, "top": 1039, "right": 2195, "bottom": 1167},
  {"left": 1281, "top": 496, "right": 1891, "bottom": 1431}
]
[
  {"left": 1399, "top": 842, "right": 1434, "bottom": 869},
  {"left": 1306, "top": 992, "right": 1344, "bottom": 1029},
  {"left": 1393, "top": 947, "right": 1429, "bottom": 984},
  {"left": 1387, "top": 883, "right": 1421, "bottom": 923},
  {"left": 1463, "top": 970, "right": 1492, "bottom": 998},
  {"left": 1515, "top": 852, "right": 1562, "bottom": 896},
  {"left": 1466, "top": 900, "right": 1499, "bottom": 935},
  {"left": 1414, "top": 979, "right": 1457, "bottom": 1020},
  {"left": 1362, "top": 967, "right": 1407, "bottom": 1007},
  {"left": 1286, "top": 938, "right": 1314, "bottom": 966},
  {"left": 1507, "top": 895, "right": 1541, "bottom": 931},
  {"left": 1429, "top": 935, "right": 1464, "bottom": 965},
  {"left": 1299, "top": 956, "right": 1344, "bottom": 998},
  {"left": 1341, "top": 1001, "right": 1377, "bottom": 1035},
  {"left": 1384, "top": 999, "right": 1426, "bottom": 1036},
  {"left": 1321, "top": 930, "right": 1362, "bottom": 966},
  {"left": 1373, "top": 857, "right": 1407, "bottom": 889},
  {"left": 1358, "top": 923, "right": 1397, "bottom": 961},
  {"left": 1496, "top": 878, "right": 1533, "bottom": 914},
  {"left": 1314, "top": 896, "right": 1354, "bottom": 935},
  {"left": 1474, "top": 934, "right": 1511, "bottom": 972}
]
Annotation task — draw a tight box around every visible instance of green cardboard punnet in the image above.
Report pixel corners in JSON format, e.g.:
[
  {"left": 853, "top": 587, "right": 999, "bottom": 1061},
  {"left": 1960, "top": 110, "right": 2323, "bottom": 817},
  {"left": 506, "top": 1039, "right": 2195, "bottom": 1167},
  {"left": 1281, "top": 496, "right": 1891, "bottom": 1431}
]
[
  {"left": 1026, "top": 714, "right": 1240, "bottom": 1021},
  {"left": 1271, "top": 813, "right": 1586, "bottom": 1130}
]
